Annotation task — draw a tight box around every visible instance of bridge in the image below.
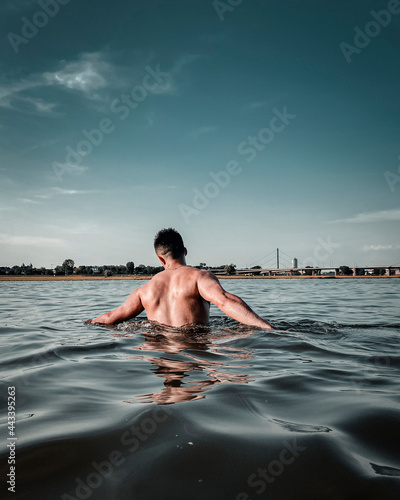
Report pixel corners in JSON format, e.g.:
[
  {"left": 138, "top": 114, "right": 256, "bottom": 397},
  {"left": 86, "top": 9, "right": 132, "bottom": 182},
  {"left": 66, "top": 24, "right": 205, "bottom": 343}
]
[{"left": 212, "top": 265, "right": 400, "bottom": 277}]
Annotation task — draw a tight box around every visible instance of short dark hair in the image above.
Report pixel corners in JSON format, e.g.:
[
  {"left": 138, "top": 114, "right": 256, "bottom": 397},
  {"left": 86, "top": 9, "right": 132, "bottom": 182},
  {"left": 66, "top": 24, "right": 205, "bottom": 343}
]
[{"left": 154, "top": 228, "right": 185, "bottom": 259}]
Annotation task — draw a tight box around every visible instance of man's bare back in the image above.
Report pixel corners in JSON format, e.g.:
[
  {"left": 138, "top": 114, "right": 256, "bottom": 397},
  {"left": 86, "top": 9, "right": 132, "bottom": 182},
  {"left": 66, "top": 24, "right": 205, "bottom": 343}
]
[
  {"left": 140, "top": 266, "right": 210, "bottom": 326},
  {"left": 87, "top": 228, "right": 273, "bottom": 330}
]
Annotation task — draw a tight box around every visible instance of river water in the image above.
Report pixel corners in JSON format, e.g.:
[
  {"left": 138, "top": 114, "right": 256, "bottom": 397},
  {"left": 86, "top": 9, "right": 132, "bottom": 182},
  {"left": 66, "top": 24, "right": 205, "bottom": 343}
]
[{"left": 0, "top": 278, "right": 399, "bottom": 499}]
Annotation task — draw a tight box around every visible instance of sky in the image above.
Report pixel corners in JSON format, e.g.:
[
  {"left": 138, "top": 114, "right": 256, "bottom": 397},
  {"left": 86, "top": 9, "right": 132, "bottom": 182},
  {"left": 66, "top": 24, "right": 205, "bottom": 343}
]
[{"left": 0, "top": 0, "right": 400, "bottom": 269}]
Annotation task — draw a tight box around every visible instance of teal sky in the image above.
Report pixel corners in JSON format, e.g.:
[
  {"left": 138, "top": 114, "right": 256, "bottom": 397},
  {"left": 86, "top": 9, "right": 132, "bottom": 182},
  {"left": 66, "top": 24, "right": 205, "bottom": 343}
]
[{"left": 1, "top": 0, "right": 400, "bottom": 269}]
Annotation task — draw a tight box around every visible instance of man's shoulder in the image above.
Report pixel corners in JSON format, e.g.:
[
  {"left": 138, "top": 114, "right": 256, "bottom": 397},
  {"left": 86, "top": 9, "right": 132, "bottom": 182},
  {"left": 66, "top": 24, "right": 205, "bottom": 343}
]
[
  {"left": 194, "top": 268, "right": 219, "bottom": 284},
  {"left": 138, "top": 272, "right": 165, "bottom": 298},
  {"left": 187, "top": 267, "right": 214, "bottom": 278},
  {"left": 147, "top": 271, "right": 167, "bottom": 284}
]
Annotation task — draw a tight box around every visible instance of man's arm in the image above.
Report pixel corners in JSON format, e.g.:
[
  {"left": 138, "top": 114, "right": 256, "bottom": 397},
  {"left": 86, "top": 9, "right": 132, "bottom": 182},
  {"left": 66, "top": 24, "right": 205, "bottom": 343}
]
[
  {"left": 87, "top": 288, "right": 144, "bottom": 325},
  {"left": 197, "top": 272, "right": 274, "bottom": 329}
]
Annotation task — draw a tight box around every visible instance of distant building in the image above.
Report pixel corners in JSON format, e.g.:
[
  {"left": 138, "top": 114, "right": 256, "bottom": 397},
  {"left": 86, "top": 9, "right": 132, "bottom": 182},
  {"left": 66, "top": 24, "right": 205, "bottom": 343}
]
[{"left": 292, "top": 258, "right": 298, "bottom": 269}]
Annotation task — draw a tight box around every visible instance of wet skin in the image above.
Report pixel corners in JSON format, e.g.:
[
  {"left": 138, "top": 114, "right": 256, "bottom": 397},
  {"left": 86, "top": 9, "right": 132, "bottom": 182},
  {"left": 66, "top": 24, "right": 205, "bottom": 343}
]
[{"left": 87, "top": 253, "right": 273, "bottom": 329}]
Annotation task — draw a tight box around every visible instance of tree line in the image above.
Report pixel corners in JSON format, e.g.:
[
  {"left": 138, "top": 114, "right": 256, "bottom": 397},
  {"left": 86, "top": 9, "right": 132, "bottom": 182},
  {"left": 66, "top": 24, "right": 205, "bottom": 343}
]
[
  {"left": 0, "top": 260, "right": 160, "bottom": 277},
  {"left": 0, "top": 260, "right": 236, "bottom": 277}
]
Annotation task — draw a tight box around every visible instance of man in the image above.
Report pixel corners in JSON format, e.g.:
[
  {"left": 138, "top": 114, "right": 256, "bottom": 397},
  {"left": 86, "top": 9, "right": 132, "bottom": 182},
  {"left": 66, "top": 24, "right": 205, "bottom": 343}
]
[{"left": 87, "top": 228, "right": 274, "bottom": 329}]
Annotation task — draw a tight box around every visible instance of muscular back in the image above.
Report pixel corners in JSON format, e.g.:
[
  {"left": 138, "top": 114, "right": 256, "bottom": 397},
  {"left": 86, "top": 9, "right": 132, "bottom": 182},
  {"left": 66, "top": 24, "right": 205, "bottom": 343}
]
[{"left": 140, "top": 266, "right": 210, "bottom": 326}]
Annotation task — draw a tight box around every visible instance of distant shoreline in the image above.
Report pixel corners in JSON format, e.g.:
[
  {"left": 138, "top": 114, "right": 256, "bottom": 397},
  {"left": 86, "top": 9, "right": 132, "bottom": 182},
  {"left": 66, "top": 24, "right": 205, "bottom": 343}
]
[{"left": 0, "top": 274, "right": 399, "bottom": 282}]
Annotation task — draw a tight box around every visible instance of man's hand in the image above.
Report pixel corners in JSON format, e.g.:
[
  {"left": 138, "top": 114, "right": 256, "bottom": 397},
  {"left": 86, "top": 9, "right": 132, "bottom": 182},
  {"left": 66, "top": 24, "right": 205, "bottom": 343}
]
[{"left": 86, "top": 288, "right": 144, "bottom": 325}]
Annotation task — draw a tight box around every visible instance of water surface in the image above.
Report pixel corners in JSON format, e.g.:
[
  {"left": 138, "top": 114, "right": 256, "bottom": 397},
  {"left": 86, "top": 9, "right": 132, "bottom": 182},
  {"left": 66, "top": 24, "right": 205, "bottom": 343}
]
[{"left": 0, "top": 279, "right": 399, "bottom": 499}]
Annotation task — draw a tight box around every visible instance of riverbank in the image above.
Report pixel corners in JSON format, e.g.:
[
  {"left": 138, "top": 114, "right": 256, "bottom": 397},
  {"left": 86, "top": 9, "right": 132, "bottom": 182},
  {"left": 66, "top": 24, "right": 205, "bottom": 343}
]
[{"left": 0, "top": 274, "right": 399, "bottom": 281}]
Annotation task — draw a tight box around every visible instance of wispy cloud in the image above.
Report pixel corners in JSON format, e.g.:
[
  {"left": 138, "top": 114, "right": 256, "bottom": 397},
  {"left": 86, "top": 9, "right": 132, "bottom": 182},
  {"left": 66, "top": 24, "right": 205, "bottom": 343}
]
[
  {"left": 0, "top": 79, "right": 41, "bottom": 109},
  {"left": 50, "top": 187, "right": 104, "bottom": 195},
  {"left": 144, "top": 112, "right": 155, "bottom": 128},
  {"left": 50, "top": 163, "right": 89, "bottom": 181},
  {"left": 0, "top": 51, "right": 118, "bottom": 112},
  {"left": 44, "top": 221, "right": 101, "bottom": 235},
  {"left": 363, "top": 244, "right": 400, "bottom": 251},
  {"left": 22, "top": 139, "right": 60, "bottom": 154},
  {"left": 17, "top": 187, "right": 104, "bottom": 203},
  {"left": 0, "top": 51, "right": 202, "bottom": 114},
  {"left": 17, "top": 198, "right": 41, "bottom": 204},
  {"left": 151, "top": 53, "right": 203, "bottom": 95},
  {"left": 43, "top": 52, "right": 112, "bottom": 100},
  {"left": 19, "top": 96, "right": 58, "bottom": 114},
  {"left": 329, "top": 208, "right": 400, "bottom": 224},
  {"left": 0, "top": 234, "right": 64, "bottom": 247},
  {"left": 190, "top": 126, "right": 217, "bottom": 139}
]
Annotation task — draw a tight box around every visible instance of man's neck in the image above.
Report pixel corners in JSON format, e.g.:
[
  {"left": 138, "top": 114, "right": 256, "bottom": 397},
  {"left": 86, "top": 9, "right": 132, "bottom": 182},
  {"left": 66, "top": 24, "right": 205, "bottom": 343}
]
[{"left": 164, "top": 258, "right": 186, "bottom": 270}]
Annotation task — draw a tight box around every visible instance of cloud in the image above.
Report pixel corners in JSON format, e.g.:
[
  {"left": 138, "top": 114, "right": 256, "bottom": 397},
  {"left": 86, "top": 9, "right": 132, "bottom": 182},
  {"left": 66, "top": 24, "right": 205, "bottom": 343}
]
[
  {"left": 190, "top": 126, "right": 217, "bottom": 139},
  {"left": 50, "top": 187, "right": 104, "bottom": 195},
  {"left": 23, "top": 97, "right": 57, "bottom": 113},
  {"left": 329, "top": 208, "right": 400, "bottom": 224},
  {"left": 147, "top": 53, "right": 203, "bottom": 95},
  {"left": 0, "top": 234, "right": 64, "bottom": 247},
  {"left": 0, "top": 79, "right": 41, "bottom": 109},
  {"left": 44, "top": 221, "right": 101, "bottom": 235},
  {"left": 22, "top": 139, "right": 60, "bottom": 154},
  {"left": 34, "top": 194, "right": 52, "bottom": 199},
  {"left": 0, "top": 79, "right": 58, "bottom": 114},
  {"left": 43, "top": 52, "right": 112, "bottom": 99},
  {"left": 16, "top": 96, "right": 58, "bottom": 115},
  {"left": 0, "top": 51, "right": 117, "bottom": 112},
  {"left": 144, "top": 112, "right": 155, "bottom": 128},
  {"left": 17, "top": 198, "right": 41, "bottom": 204},
  {"left": 50, "top": 163, "right": 89, "bottom": 181},
  {"left": 363, "top": 244, "right": 400, "bottom": 251},
  {"left": 0, "top": 51, "right": 202, "bottom": 115},
  {"left": 13, "top": 187, "right": 103, "bottom": 204}
]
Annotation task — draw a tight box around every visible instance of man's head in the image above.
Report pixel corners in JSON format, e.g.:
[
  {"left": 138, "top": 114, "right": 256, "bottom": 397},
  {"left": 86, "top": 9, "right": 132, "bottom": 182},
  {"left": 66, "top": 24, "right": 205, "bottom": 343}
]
[{"left": 154, "top": 228, "right": 186, "bottom": 261}]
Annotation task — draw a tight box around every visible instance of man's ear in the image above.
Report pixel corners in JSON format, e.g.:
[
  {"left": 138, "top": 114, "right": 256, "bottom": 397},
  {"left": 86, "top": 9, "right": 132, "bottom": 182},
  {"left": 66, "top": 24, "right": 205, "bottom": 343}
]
[
  {"left": 157, "top": 254, "right": 166, "bottom": 266},
  {"left": 184, "top": 247, "right": 187, "bottom": 256}
]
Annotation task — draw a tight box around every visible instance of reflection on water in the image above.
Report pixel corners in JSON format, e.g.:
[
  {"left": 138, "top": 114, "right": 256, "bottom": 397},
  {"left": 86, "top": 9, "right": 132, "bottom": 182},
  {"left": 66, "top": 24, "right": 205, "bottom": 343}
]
[{"left": 110, "top": 320, "right": 256, "bottom": 404}]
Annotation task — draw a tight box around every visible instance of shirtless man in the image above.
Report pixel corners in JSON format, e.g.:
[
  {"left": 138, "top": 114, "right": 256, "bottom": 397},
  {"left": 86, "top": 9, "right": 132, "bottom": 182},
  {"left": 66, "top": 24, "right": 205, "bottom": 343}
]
[{"left": 87, "top": 228, "right": 273, "bottom": 329}]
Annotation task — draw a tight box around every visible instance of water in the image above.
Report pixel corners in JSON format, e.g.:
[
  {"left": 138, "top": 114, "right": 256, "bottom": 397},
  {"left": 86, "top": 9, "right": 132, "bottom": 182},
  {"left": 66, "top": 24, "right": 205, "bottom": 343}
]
[{"left": 0, "top": 278, "right": 399, "bottom": 499}]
